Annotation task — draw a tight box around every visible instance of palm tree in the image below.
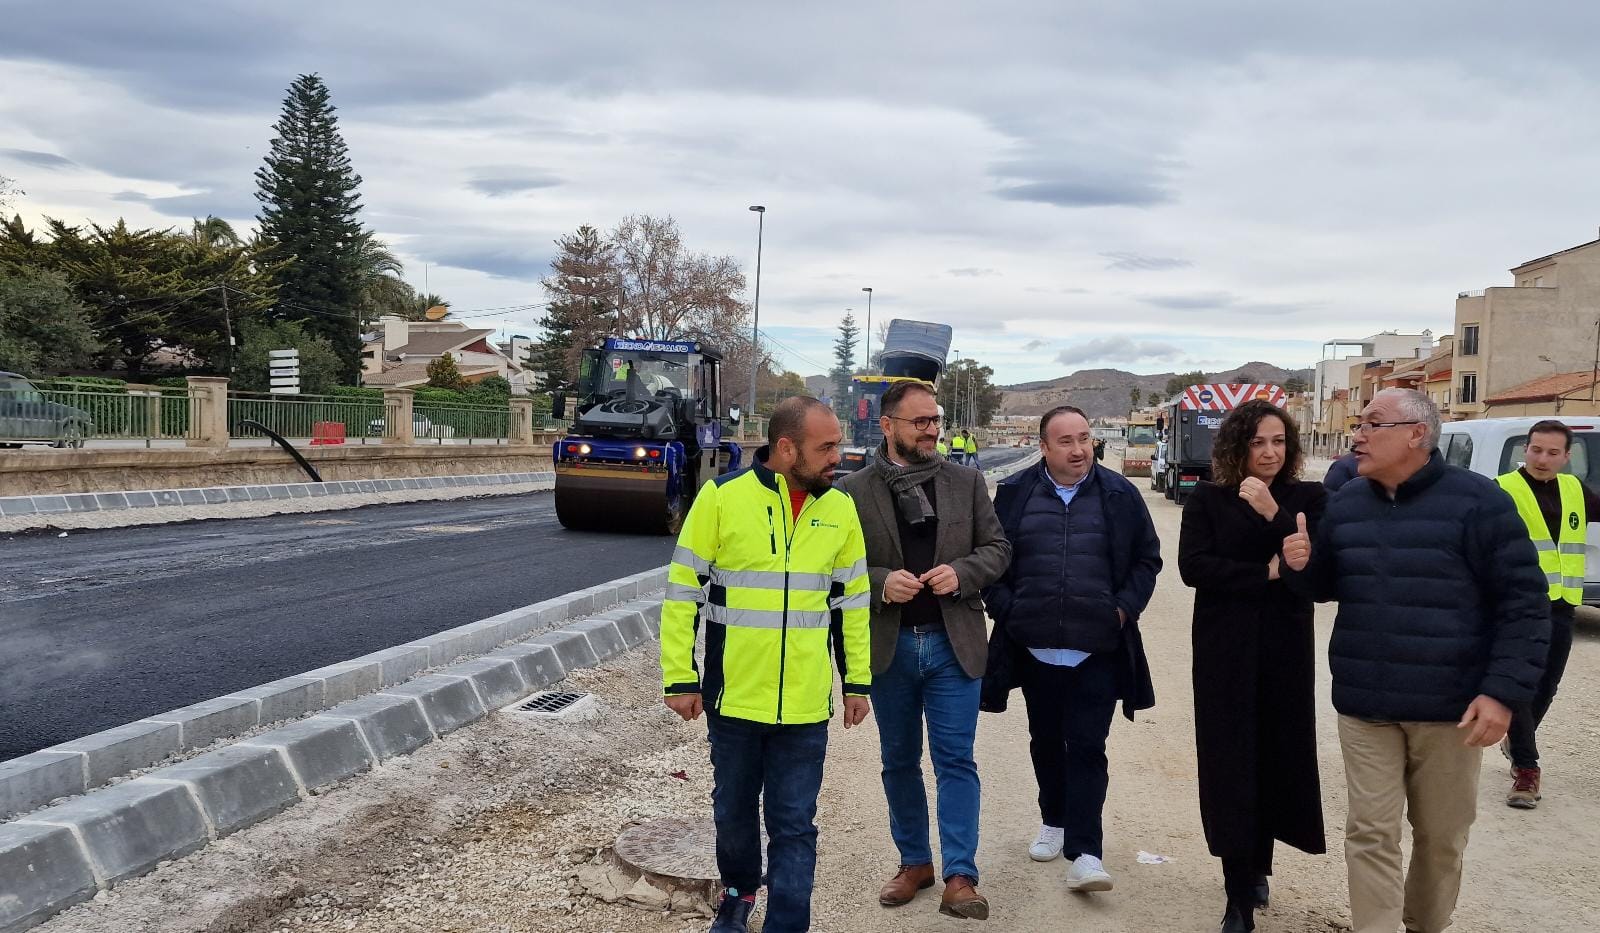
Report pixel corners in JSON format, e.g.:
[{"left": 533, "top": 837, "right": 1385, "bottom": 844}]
[
  {"left": 188, "top": 216, "right": 241, "bottom": 250},
  {"left": 353, "top": 230, "right": 411, "bottom": 324}
]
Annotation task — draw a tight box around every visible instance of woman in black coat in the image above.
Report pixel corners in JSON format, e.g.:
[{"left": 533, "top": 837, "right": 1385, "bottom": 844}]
[{"left": 1178, "top": 400, "right": 1327, "bottom": 933}]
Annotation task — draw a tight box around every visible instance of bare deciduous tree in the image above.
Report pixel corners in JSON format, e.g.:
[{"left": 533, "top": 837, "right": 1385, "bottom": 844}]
[{"left": 610, "top": 214, "right": 749, "bottom": 343}]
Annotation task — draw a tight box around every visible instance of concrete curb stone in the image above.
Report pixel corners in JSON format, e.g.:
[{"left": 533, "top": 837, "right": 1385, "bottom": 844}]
[
  {"left": 52, "top": 722, "right": 180, "bottom": 788},
  {"left": 377, "top": 675, "right": 486, "bottom": 736},
  {"left": 445, "top": 658, "right": 530, "bottom": 709},
  {"left": 567, "top": 618, "right": 628, "bottom": 660},
  {"left": 143, "top": 745, "right": 300, "bottom": 837},
  {"left": 480, "top": 643, "right": 565, "bottom": 692},
  {"left": 221, "top": 676, "right": 327, "bottom": 725},
  {"left": 527, "top": 628, "right": 601, "bottom": 672},
  {"left": 315, "top": 695, "right": 436, "bottom": 762},
  {"left": 16, "top": 780, "right": 209, "bottom": 886},
  {"left": 237, "top": 719, "right": 374, "bottom": 794},
  {"left": 0, "top": 822, "right": 98, "bottom": 933},
  {"left": 0, "top": 753, "right": 86, "bottom": 822},
  {"left": 143, "top": 697, "right": 260, "bottom": 753},
  {"left": 300, "top": 660, "right": 383, "bottom": 706}
]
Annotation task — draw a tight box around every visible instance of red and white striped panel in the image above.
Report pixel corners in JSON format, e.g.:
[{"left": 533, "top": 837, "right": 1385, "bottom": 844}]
[{"left": 1178, "top": 383, "right": 1286, "bottom": 411}]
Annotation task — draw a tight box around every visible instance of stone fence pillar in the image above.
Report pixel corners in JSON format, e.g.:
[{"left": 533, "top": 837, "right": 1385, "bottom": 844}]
[
  {"left": 184, "top": 376, "right": 229, "bottom": 449},
  {"left": 383, "top": 388, "right": 415, "bottom": 445},
  {"left": 509, "top": 398, "right": 536, "bottom": 446}
]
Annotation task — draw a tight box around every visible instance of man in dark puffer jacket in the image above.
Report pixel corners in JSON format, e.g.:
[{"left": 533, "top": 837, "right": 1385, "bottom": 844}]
[
  {"left": 981, "top": 405, "right": 1161, "bottom": 895},
  {"left": 1282, "top": 388, "right": 1548, "bottom": 933}
]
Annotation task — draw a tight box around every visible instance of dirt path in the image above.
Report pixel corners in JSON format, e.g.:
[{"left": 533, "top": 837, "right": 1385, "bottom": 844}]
[{"left": 42, "top": 486, "right": 1600, "bottom": 933}]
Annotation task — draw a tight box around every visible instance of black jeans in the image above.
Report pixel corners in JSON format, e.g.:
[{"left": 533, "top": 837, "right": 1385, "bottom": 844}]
[
  {"left": 1508, "top": 604, "right": 1575, "bottom": 769},
  {"left": 1018, "top": 651, "right": 1119, "bottom": 860},
  {"left": 706, "top": 712, "right": 829, "bottom": 933}
]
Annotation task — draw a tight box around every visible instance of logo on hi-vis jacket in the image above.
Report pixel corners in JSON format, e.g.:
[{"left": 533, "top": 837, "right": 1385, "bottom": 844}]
[
  {"left": 809, "top": 518, "right": 839, "bottom": 529},
  {"left": 1571, "top": 512, "right": 1581, "bottom": 531}
]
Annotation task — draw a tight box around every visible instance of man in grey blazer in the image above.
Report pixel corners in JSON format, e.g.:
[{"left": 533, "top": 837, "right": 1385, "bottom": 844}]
[{"left": 838, "top": 380, "right": 1012, "bottom": 921}]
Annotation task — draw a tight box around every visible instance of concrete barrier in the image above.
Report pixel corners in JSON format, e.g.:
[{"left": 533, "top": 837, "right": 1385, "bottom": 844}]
[
  {"left": 0, "top": 471, "right": 557, "bottom": 518},
  {"left": 0, "top": 441, "right": 562, "bottom": 497},
  {"left": 0, "top": 568, "right": 672, "bottom": 932}
]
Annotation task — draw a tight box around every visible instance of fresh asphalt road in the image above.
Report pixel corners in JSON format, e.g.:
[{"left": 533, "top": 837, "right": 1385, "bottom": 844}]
[
  {"left": 972, "top": 443, "right": 1035, "bottom": 472},
  {"left": 0, "top": 492, "right": 674, "bottom": 761},
  {"left": 0, "top": 450, "right": 1035, "bottom": 762}
]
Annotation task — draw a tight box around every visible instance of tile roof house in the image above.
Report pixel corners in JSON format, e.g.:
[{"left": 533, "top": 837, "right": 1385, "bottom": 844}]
[{"left": 360, "top": 317, "right": 526, "bottom": 390}]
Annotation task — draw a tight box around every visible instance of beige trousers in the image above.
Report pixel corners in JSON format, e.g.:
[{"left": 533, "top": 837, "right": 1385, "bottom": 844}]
[{"left": 1338, "top": 716, "right": 1483, "bottom": 933}]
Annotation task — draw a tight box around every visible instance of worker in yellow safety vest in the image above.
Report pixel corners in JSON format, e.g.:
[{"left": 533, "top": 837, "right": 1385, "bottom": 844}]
[
  {"left": 1494, "top": 419, "right": 1599, "bottom": 810},
  {"left": 660, "top": 395, "right": 872, "bottom": 932},
  {"left": 937, "top": 437, "right": 949, "bottom": 458}
]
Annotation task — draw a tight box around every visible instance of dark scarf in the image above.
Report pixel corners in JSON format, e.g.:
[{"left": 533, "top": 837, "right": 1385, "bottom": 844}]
[{"left": 875, "top": 440, "right": 941, "bottom": 525}]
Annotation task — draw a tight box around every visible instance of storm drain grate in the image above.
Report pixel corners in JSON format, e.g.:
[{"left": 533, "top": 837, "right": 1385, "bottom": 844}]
[{"left": 512, "top": 691, "right": 591, "bottom": 715}]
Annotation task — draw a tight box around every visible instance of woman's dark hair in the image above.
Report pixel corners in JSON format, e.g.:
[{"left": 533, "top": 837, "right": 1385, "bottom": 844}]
[{"left": 1211, "top": 400, "right": 1302, "bottom": 487}]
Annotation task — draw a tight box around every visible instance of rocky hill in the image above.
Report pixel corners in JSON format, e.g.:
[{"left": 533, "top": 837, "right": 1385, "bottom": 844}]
[{"left": 1000, "top": 362, "right": 1311, "bottom": 418}]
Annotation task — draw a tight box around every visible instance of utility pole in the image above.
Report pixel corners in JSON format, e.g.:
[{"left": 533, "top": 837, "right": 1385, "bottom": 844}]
[
  {"left": 861, "top": 287, "right": 873, "bottom": 373},
  {"left": 1591, "top": 317, "right": 1599, "bottom": 402},
  {"left": 219, "top": 283, "right": 234, "bottom": 377},
  {"left": 746, "top": 206, "right": 766, "bottom": 417},
  {"left": 953, "top": 350, "right": 962, "bottom": 430}
]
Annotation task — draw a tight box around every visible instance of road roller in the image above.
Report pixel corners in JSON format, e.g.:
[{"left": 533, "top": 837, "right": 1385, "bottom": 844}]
[{"left": 550, "top": 337, "right": 743, "bottom": 534}]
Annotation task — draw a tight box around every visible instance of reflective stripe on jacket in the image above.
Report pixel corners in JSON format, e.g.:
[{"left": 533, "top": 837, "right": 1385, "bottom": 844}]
[
  {"left": 660, "top": 451, "right": 871, "bottom": 724},
  {"left": 1498, "top": 470, "right": 1586, "bottom": 606}
]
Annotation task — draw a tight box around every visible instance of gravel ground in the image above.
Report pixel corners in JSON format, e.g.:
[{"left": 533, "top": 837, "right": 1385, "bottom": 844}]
[
  {"left": 0, "top": 482, "right": 551, "bottom": 534},
  {"left": 35, "top": 479, "right": 1600, "bottom": 933}
]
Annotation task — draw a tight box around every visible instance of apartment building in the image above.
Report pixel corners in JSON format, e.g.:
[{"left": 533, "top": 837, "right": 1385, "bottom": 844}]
[{"left": 1452, "top": 233, "right": 1600, "bottom": 417}]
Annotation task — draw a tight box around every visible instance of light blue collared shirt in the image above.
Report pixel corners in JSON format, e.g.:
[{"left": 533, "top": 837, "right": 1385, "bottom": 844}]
[{"left": 1030, "top": 465, "right": 1093, "bottom": 668}]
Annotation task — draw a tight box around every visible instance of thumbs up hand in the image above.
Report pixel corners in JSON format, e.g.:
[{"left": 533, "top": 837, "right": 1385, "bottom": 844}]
[{"left": 1282, "top": 512, "right": 1312, "bottom": 572}]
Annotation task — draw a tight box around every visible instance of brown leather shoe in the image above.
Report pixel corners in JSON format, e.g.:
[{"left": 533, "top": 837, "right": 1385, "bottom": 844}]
[
  {"left": 879, "top": 864, "right": 936, "bottom": 906},
  {"left": 939, "top": 874, "right": 990, "bottom": 920}
]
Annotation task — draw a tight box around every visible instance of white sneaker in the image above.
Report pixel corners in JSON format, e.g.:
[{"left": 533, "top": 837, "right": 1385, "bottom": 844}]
[
  {"left": 1065, "top": 854, "right": 1113, "bottom": 892},
  {"left": 1028, "top": 824, "right": 1064, "bottom": 862}
]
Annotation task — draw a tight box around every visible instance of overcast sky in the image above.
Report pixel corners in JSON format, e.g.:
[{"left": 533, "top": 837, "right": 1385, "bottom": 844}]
[{"left": 4, "top": 2, "right": 1600, "bottom": 385}]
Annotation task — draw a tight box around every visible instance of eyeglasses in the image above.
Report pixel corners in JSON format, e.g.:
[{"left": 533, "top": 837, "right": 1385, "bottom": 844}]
[
  {"left": 1351, "top": 421, "right": 1421, "bottom": 434},
  {"left": 888, "top": 415, "right": 942, "bottom": 431}
]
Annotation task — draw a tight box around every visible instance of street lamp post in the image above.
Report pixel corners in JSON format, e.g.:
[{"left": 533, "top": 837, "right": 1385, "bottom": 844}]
[
  {"left": 861, "top": 287, "right": 874, "bottom": 374},
  {"left": 747, "top": 206, "right": 765, "bottom": 420},
  {"left": 952, "top": 349, "right": 962, "bottom": 429}
]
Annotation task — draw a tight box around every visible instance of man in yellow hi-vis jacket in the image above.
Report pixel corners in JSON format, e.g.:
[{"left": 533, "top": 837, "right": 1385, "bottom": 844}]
[
  {"left": 661, "top": 395, "right": 872, "bottom": 933},
  {"left": 1495, "top": 419, "right": 1599, "bottom": 810}
]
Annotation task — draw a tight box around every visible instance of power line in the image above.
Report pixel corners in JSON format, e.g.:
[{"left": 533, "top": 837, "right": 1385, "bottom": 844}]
[{"left": 756, "top": 328, "right": 830, "bottom": 374}]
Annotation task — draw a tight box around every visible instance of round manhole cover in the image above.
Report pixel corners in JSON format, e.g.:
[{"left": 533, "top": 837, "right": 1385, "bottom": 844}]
[{"left": 614, "top": 816, "right": 758, "bottom": 882}]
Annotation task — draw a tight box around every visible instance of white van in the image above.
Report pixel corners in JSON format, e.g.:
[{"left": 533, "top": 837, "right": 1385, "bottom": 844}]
[{"left": 1436, "top": 416, "right": 1600, "bottom": 605}]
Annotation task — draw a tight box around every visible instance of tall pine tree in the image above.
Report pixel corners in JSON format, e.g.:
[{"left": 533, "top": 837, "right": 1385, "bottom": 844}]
[
  {"left": 536, "top": 224, "right": 617, "bottom": 392},
  {"left": 830, "top": 310, "right": 860, "bottom": 420},
  {"left": 254, "top": 74, "right": 367, "bottom": 383}
]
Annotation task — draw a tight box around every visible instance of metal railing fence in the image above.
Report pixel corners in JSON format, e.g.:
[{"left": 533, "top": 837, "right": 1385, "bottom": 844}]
[{"left": 1, "top": 384, "right": 197, "bottom": 447}]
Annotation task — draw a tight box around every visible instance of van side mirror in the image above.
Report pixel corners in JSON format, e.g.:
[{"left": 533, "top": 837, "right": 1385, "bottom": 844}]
[{"left": 551, "top": 393, "right": 567, "bottom": 420}]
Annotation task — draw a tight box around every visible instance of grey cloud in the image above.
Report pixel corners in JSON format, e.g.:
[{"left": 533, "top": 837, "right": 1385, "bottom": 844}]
[
  {"left": 427, "top": 243, "right": 551, "bottom": 280},
  {"left": 1055, "top": 336, "right": 1184, "bottom": 366},
  {"left": 1103, "top": 251, "right": 1191, "bottom": 271},
  {"left": 1021, "top": 339, "right": 1050, "bottom": 351},
  {"left": 995, "top": 179, "right": 1171, "bottom": 208},
  {"left": 113, "top": 188, "right": 259, "bottom": 221},
  {"left": 0, "top": 148, "right": 76, "bottom": 169},
  {"left": 948, "top": 267, "right": 999, "bottom": 278},
  {"left": 467, "top": 175, "right": 562, "bottom": 198},
  {"left": 1141, "top": 292, "right": 1313, "bottom": 315}
]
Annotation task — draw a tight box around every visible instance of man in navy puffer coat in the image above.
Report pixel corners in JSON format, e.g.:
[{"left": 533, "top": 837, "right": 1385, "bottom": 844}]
[
  {"left": 981, "top": 405, "right": 1161, "bottom": 894},
  {"left": 1282, "top": 388, "right": 1548, "bottom": 933}
]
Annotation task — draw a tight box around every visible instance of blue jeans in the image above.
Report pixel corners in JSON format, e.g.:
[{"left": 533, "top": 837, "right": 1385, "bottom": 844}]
[
  {"left": 871, "top": 629, "right": 983, "bottom": 882},
  {"left": 706, "top": 712, "right": 828, "bottom": 933}
]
